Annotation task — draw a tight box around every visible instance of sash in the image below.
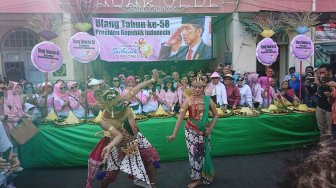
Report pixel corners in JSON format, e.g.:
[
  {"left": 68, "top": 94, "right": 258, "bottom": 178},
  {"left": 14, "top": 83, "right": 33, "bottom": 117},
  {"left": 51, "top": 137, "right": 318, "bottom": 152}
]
[{"left": 195, "top": 96, "right": 214, "bottom": 180}]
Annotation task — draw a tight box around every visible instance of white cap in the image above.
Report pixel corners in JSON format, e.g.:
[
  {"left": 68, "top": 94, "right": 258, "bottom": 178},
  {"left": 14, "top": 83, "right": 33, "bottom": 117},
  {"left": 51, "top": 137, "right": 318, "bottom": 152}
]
[
  {"left": 224, "top": 74, "right": 233, "bottom": 79},
  {"left": 38, "top": 82, "right": 52, "bottom": 89},
  {"left": 24, "top": 103, "right": 36, "bottom": 113},
  {"left": 88, "top": 79, "right": 103, "bottom": 86}
]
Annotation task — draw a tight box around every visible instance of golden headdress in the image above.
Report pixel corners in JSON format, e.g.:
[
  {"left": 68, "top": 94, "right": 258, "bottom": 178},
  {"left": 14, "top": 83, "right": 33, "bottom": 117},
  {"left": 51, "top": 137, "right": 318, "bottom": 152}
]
[
  {"left": 94, "top": 88, "right": 126, "bottom": 118},
  {"left": 191, "top": 71, "right": 206, "bottom": 87}
]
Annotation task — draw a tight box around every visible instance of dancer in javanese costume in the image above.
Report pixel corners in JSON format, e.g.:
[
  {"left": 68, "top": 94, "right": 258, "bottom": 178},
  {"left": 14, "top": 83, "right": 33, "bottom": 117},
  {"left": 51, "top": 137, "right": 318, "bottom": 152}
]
[
  {"left": 86, "top": 70, "right": 160, "bottom": 188},
  {"left": 167, "top": 73, "right": 218, "bottom": 188}
]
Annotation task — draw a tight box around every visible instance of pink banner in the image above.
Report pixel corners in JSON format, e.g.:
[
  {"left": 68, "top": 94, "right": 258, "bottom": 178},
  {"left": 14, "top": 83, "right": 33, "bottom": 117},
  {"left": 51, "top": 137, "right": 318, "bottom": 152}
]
[{"left": 92, "top": 17, "right": 212, "bottom": 62}]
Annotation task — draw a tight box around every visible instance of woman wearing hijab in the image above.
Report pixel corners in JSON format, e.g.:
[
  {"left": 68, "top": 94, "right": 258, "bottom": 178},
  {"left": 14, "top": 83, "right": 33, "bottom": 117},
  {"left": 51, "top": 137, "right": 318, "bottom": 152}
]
[
  {"left": 158, "top": 77, "right": 178, "bottom": 112},
  {"left": 5, "top": 82, "right": 30, "bottom": 129},
  {"left": 247, "top": 73, "right": 263, "bottom": 108},
  {"left": 53, "top": 83, "right": 71, "bottom": 117},
  {"left": 37, "top": 82, "right": 54, "bottom": 116},
  {"left": 289, "top": 73, "right": 304, "bottom": 99},
  {"left": 124, "top": 76, "right": 146, "bottom": 114},
  {"left": 67, "top": 81, "right": 88, "bottom": 118},
  {"left": 23, "top": 82, "right": 41, "bottom": 120}
]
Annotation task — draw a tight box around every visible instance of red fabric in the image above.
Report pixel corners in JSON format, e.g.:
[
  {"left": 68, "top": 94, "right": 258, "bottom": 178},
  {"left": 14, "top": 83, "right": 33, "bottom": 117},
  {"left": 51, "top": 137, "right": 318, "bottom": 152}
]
[
  {"left": 187, "top": 49, "right": 193, "bottom": 60},
  {"left": 226, "top": 84, "right": 241, "bottom": 107},
  {"left": 139, "top": 147, "right": 160, "bottom": 164},
  {"left": 89, "top": 137, "right": 111, "bottom": 161},
  {"left": 332, "top": 89, "right": 336, "bottom": 124}
]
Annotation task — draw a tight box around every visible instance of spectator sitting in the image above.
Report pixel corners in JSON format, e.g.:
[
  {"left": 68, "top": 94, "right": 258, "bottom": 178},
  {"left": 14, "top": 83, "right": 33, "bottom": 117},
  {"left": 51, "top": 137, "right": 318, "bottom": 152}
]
[
  {"left": 237, "top": 76, "right": 253, "bottom": 108},
  {"left": 247, "top": 73, "right": 263, "bottom": 108},
  {"left": 223, "top": 74, "right": 241, "bottom": 109},
  {"left": 278, "top": 80, "right": 299, "bottom": 103},
  {"left": 52, "top": 83, "right": 71, "bottom": 117},
  {"left": 142, "top": 83, "right": 159, "bottom": 113},
  {"left": 209, "top": 72, "right": 228, "bottom": 109},
  {"left": 284, "top": 66, "right": 296, "bottom": 81},
  {"left": 87, "top": 79, "right": 103, "bottom": 116},
  {"left": 37, "top": 82, "right": 53, "bottom": 116},
  {"left": 158, "top": 76, "right": 178, "bottom": 112},
  {"left": 5, "top": 82, "right": 30, "bottom": 130}
]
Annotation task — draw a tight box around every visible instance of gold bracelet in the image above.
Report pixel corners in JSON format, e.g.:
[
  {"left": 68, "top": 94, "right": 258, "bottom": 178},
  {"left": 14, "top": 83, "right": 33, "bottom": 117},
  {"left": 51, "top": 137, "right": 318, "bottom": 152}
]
[
  {"left": 108, "top": 126, "right": 114, "bottom": 133},
  {"left": 128, "top": 88, "right": 135, "bottom": 97},
  {"left": 179, "top": 108, "right": 186, "bottom": 113}
]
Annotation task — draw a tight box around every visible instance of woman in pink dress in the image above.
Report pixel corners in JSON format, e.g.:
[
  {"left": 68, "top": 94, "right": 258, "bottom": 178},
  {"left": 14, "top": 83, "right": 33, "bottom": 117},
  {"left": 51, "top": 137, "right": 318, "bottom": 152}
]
[
  {"left": 87, "top": 79, "right": 103, "bottom": 116},
  {"left": 158, "top": 77, "right": 178, "bottom": 112},
  {"left": 247, "top": 73, "right": 263, "bottom": 108},
  {"left": 5, "top": 82, "right": 29, "bottom": 129},
  {"left": 67, "top": 81, "right": 88, "bottom": 118},
  {"left": 53, "top": 83, "right": 71, "bottom": 117},
  {"left": 124, "top": 76, "right": 146, "bottom": 114},
  {"left": 37, "top": 82, "right": 54, "bottom": 116}
]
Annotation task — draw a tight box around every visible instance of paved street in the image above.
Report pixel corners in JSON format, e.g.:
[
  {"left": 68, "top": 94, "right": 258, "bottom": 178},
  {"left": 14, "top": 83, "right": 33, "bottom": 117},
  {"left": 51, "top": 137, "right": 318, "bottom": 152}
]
[{"left": 13, "top": 149, "right": 304, "bottom": 188}]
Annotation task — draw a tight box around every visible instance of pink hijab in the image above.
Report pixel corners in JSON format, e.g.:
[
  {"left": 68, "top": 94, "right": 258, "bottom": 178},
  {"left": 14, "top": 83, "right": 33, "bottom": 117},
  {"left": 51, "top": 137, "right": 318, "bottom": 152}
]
[
  {"left": 126, "top": 76, "right": 135, "bottom": 87},
  {"left": 6, "top": 82, "right": 23, "bottom": 112},
  {"left": 248, "top": 73, "right": 259, "bottom": 88},
  {"left": 67, "top": 81, "right": 81, "bottom": 98},
  {"left": 53, "top": 83, "right": 69, "bottom": 101}
]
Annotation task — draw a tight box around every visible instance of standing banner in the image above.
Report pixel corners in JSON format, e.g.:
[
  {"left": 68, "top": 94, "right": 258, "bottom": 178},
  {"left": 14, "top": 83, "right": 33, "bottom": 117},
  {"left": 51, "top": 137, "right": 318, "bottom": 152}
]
[
  {"left": 256, "top": 38, "right": 279, "bottom": 66},
  {"left": 290, "top": 35, "right": 314, "bottom": 61},
  {"left": 31, "top": 41, "right": 63, "bottom": 73},
  {"left": 290, "top": 34, "right": 314, "bottom": 100},
  {"left": 92, "top": 17, "right": 212, "bottom": 62},
  {"left": 68, "top": 32, "right": 100, "bottom": 63},
  {"left": 256, "top": 37, "right": 279, "bottom": 107}
]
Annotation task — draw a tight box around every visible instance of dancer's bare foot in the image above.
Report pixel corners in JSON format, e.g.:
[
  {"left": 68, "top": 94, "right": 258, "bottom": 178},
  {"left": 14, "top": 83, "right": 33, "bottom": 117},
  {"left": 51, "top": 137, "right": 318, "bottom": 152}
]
[{"left": 188, "top": 180, "right": 201, "bottom": 188}]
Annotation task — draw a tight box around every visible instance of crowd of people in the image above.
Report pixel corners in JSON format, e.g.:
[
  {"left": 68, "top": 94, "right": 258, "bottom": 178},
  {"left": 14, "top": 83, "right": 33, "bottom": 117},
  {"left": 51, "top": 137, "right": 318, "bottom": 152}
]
[{"left": 1, "top": 62, "right": 336, "bottom": 187}]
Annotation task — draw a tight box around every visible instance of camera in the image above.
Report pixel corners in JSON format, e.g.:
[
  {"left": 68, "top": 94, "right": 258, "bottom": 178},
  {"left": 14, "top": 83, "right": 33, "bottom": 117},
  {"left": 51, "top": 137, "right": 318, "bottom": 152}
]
[
  {"left": 320, "top": 75, "right": 332, "bottom": 84},
  {"left": 306, "top": 77, "right": 315, "bottom": 82}
]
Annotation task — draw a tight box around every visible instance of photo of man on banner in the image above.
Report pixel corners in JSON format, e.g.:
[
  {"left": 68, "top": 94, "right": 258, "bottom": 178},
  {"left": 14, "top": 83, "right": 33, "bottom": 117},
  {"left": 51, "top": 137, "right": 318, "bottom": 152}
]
[{"left": 159, "top": 17, "right": 212, "bottom": 61}]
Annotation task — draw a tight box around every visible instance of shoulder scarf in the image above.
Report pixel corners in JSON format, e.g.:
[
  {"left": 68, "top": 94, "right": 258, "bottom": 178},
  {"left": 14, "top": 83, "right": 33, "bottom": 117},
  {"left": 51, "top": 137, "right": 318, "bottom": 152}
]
[{"left": 197, "top": 95, "right": 214, "bottom": 180}]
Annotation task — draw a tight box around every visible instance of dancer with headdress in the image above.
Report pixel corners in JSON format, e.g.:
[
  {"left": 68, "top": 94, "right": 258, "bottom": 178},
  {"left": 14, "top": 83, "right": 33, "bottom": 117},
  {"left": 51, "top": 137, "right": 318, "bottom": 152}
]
[
  {"left": 86, "top": 70, "right": 160, "bottom": 188},
  {"left": 167, "top": 73, "right": 219, "bottom": 188}
]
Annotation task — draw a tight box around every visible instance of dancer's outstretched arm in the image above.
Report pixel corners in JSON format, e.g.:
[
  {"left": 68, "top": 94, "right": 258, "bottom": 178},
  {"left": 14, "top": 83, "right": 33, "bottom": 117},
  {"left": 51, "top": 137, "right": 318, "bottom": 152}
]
[{"left": 122, "top": 69, "right": 159, "bottom": 101}]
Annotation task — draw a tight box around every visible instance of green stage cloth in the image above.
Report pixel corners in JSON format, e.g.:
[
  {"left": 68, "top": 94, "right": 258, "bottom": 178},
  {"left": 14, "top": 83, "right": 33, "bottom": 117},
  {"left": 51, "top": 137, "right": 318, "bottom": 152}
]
[{"left": 20, "top": 113, "right": 319, "bottom": 168}]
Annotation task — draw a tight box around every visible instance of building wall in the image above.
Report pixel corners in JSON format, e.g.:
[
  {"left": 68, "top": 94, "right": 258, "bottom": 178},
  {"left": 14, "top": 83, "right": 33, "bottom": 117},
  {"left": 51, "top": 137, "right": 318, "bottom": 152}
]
[{"left": 229, "top": 13, "right": 257, "bottom": 73}]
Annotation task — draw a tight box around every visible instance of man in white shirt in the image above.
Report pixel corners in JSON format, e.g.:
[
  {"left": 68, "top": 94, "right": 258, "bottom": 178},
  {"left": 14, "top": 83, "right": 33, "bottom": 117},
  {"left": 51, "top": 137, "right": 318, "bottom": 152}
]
[
  {"left": 209, "top": 72, "right": 227, "bottom": 109},
  {"left": 236, "top": 77, "right": 253, "bottom": 108}
]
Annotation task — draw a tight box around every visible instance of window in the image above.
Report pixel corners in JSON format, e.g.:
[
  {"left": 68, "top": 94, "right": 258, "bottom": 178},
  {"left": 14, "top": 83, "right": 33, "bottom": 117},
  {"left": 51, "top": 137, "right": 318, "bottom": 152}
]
[{"left": 3, "top": 29, "right": 39, "bottom": 48}]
